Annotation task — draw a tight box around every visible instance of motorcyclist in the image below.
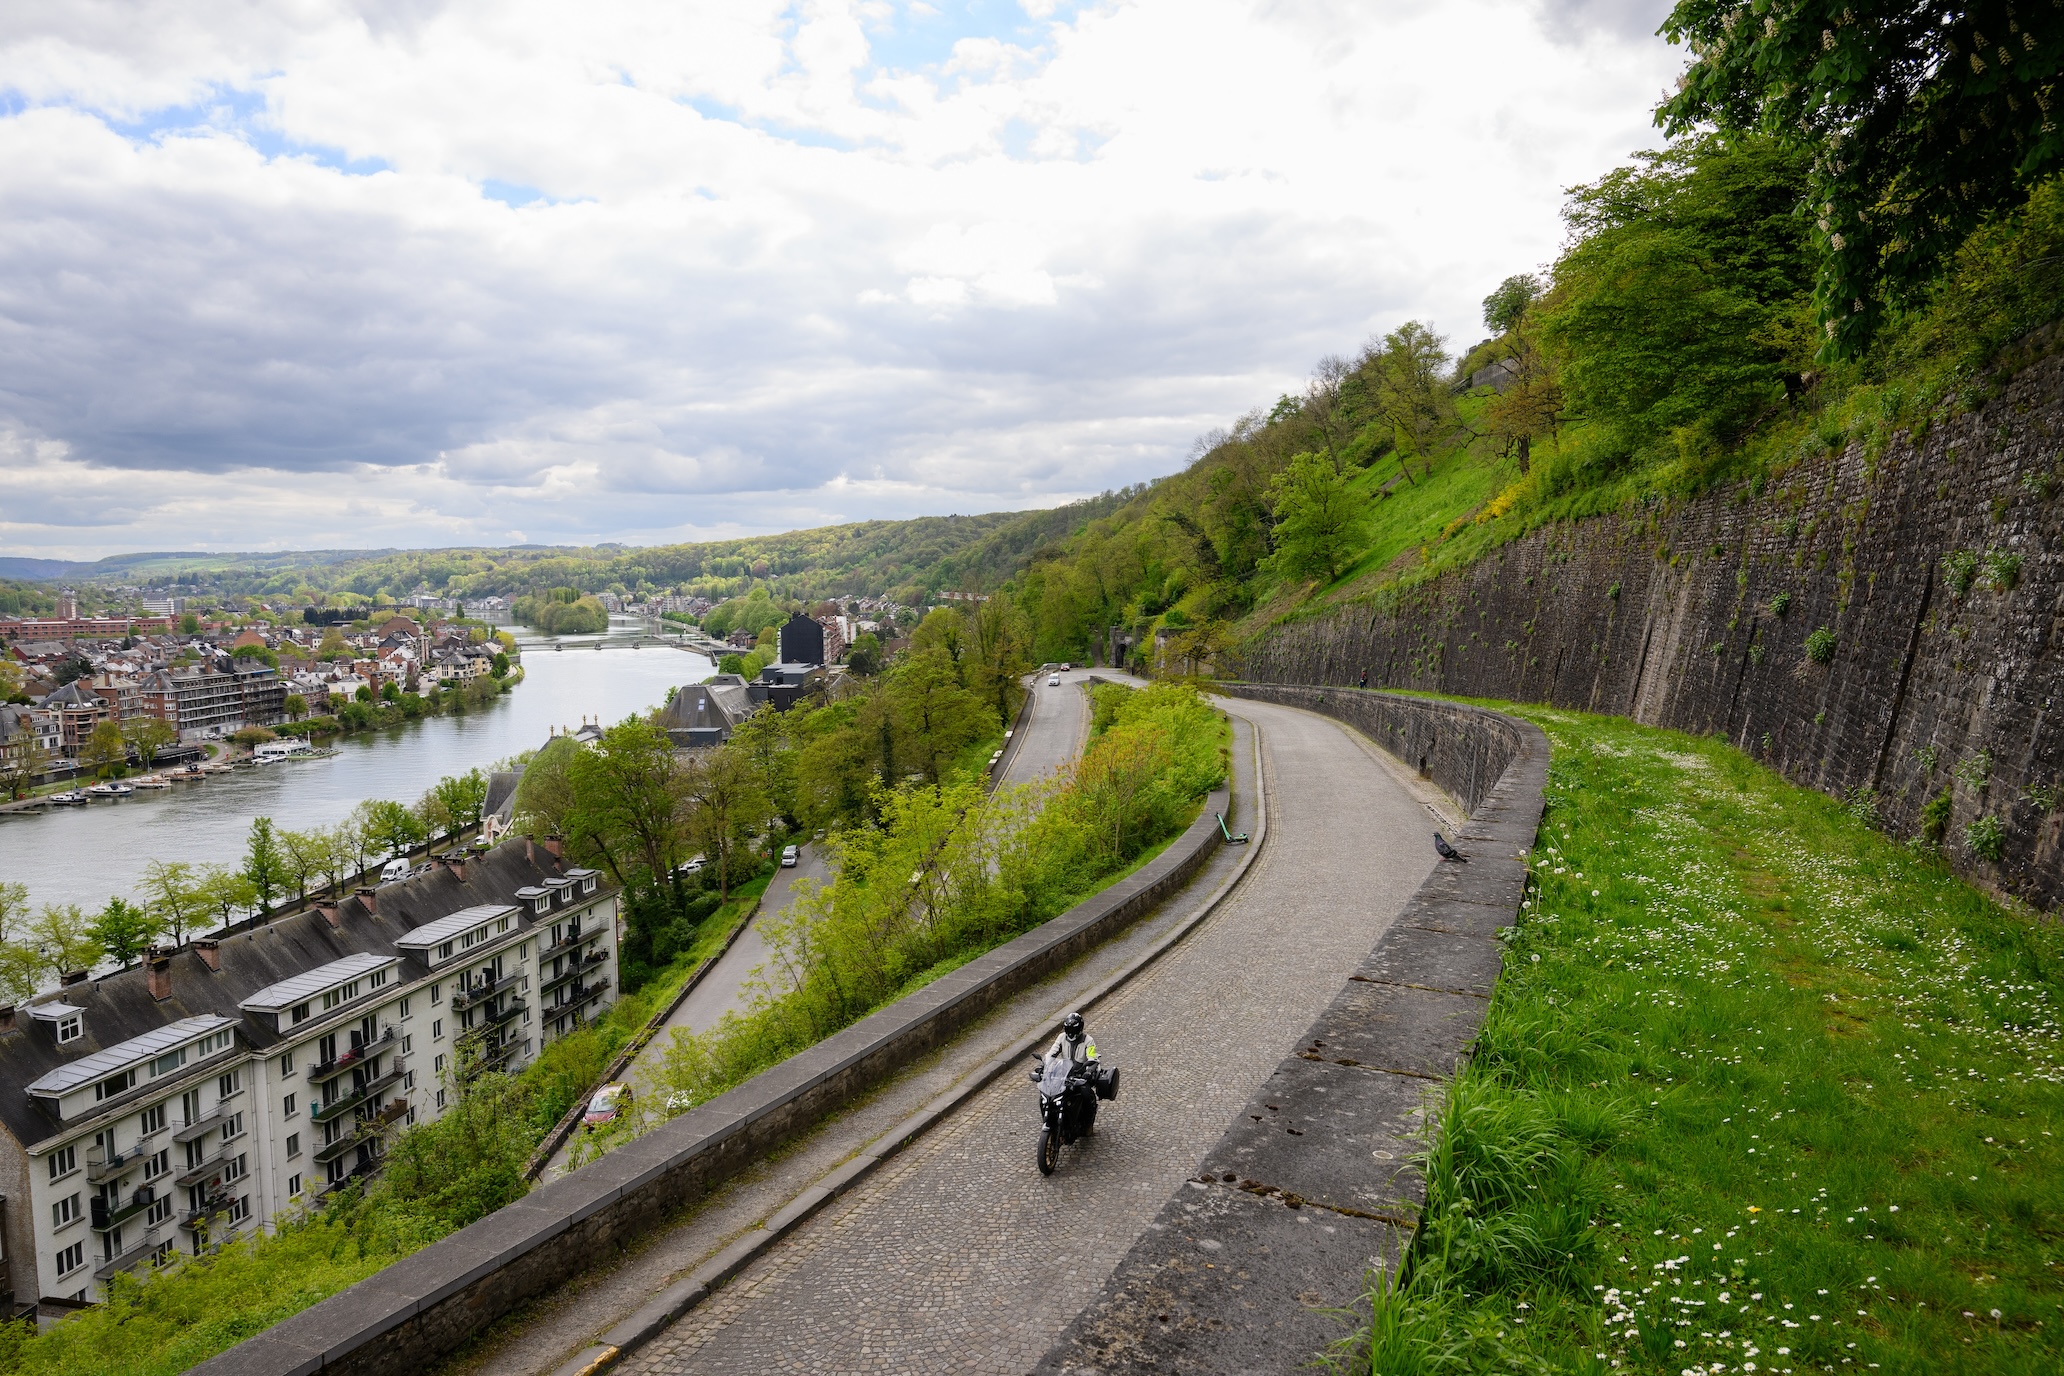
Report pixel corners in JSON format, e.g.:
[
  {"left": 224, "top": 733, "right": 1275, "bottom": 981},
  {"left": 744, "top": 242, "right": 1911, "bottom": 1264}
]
[{"left": 1045, "top": 1012, "right": 1100, "bottom": 1134}]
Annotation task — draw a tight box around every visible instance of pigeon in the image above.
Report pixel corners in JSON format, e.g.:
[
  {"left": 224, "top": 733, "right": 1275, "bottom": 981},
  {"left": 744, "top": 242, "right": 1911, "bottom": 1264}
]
[{"left": 1433, "top": 832, "right": 1468, "bottom": 863}]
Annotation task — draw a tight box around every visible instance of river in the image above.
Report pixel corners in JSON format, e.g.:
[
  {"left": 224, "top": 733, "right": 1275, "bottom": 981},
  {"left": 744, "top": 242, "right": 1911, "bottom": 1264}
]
[{"left": 0, "top": 616, "right": 714, "bottom": 914}]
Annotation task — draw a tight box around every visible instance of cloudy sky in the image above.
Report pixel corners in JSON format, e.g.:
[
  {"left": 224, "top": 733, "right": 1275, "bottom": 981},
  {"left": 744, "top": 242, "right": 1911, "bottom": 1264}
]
[{"left": 0, "top": 0, "right": 1680, "bottom": 560}]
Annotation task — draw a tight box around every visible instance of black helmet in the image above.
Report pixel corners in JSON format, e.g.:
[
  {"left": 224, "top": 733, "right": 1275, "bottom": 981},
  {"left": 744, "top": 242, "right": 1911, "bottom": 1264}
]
[{"left": 1062, "top": 1012, "right": 1086, "bottom": 1042}]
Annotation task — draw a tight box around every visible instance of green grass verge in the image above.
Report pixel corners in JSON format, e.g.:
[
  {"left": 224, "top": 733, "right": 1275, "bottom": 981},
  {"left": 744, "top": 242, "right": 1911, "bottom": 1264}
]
[{"left": 1332, "top": 706, "right": 2064, "bottom": 1376}]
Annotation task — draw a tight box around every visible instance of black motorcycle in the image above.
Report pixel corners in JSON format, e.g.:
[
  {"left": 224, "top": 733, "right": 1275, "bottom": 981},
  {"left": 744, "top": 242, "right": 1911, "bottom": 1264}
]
[{"left": 1031, "top": 1054, "right": 1119, "bottom": 1175}]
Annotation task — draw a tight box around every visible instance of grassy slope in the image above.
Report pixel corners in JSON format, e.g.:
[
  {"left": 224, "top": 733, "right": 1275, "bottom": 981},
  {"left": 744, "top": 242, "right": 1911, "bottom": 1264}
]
[{"left": 1337, "top": 705, "right": 2064, "bottom": 1375}]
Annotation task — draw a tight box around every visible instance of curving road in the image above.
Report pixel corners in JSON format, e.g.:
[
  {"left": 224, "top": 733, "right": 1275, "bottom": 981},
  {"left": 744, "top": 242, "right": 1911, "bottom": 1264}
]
[{"left": 608, "top": 696, "right": 1439, "bottom": 1376}]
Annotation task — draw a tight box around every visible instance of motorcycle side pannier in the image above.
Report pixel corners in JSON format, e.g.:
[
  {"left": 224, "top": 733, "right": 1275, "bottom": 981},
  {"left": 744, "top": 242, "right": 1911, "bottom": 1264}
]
[{"left": 1094, "top": 1066, "right": 1120, "bottom": 1101}]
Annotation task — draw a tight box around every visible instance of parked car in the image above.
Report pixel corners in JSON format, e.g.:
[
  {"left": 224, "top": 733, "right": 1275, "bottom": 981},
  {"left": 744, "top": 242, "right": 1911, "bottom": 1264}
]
[
  {"left": 780, "top": 844, "right": 800, "bottom": 868},
  {"left": 583, "top": 1082, "right": 632, "bottom": 1130}
]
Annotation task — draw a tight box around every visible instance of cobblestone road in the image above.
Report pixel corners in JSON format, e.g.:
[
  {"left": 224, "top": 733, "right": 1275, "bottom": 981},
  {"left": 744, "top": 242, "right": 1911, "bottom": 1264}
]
[{"left": 617, "top": 698, "right": 1435, "bottom": 1376}]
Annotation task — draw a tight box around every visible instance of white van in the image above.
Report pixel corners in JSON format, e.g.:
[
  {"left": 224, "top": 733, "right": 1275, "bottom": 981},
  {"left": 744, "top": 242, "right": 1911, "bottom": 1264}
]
[{"left": 380, "top": 857, "right": 411, "bottom": 884}]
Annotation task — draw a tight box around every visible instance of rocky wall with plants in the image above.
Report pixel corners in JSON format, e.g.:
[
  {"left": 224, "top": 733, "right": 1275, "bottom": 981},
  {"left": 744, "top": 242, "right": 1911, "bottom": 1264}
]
[{"left": 1243, "top": 348, "right": 2064, "bottom": 907}]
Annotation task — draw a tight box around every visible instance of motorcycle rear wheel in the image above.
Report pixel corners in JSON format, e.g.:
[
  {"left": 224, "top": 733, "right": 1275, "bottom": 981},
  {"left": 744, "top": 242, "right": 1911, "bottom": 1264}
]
[{"left": 1038, "top": 1126, "right": 1059, "bottom": 1176}]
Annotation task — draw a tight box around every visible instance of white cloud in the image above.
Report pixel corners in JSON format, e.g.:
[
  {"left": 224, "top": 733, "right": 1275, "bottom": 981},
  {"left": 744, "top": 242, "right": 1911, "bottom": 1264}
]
[{"left": 0, "top": 0, "right": 1683, "bottom": 559}]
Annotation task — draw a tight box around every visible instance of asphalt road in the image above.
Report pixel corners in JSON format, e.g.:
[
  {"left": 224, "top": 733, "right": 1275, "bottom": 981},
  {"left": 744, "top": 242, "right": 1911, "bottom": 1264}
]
[
  {"left": 613, "top": 696, "right": 1438, "bottom": 1376},
  {"left": 997, "top": 667, "right": 1142, "bottom": 790}
]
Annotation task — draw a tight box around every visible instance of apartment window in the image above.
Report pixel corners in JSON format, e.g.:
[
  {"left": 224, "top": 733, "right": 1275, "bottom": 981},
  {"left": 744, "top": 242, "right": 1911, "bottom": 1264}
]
[
  {"left": 55, "top": 1242, "right": 85, "bottom": 1277},
  {"left": 223, "top": 1154, "right": 247, "bottom": 1184},
  {"left": 432, "top": 1019, "right": 443, "bottom": 1041},
  {"left": 279, "top": 1050, "right": 296, "bottom": 1076},
  {"left": 47, "top": 1145, "right": 77, "bottom": 1180},
  {"left": 56, "top": 1015, "right": 82, "bottom": 1044},
  {"left": 199, "top": 1029, "right": 233, "bottom": 1056},
  {"left": 369, "top": 969, "right": 388, "bottom": 990},
  {"left": 431, "top": 982, "right": 442, "bottom": 1004},
  {"left": 497, "top": 916, "right": 512, "bottom": 934},
  {"left": 437, "top": 942, "right": 453, "bottom": 961},
  {"left": 95, "top": 1069, "right": 138, "bottom": 1102},
  {"left": 291, "top": 1002, "right": 310, "bottom": 1025},
  {"left": 218, "top": 1070, "right": 241, "bottom": 1099},
  {"left": 286, "top": 1133, "right": 301, "bottom": 1160},
  {"left": 223, "top": 1112, "right": 245, "bottom": 1142},
  {"left": 146, "top": 1196, "right": 172, "bottom": 1227},
  {"left": 406, "top": 1108, "right": 417, "bottom": 1126},
  {"left": 51, "top": 1193, "right": 79, "bottom": 1229},
  {"left": 180, "top": 1089, "right": 201, "bottom": 1127},
  {"left": 140, "top": 1104, "right": 166, "bottom": 1136},
  {"left": 228, "top": 1196, "right": 249, "bottom": 1225},
  {"left": 151, "top": 1047, "right": 186, "bottom": 1078},
  {"left": 399, "top": 996, "right": 411, "bottom": 1019},
  {"left": 435, "top": 1088, "right": 447, "bottom": 1110},
  {"left": 434, "top": 1053, "right": 446, "bottom": 1075},
  {"left": 144, "top": 1149, "right": 169, "bottom": 1182},
  {"left": 404, "top": 1071, "right": 416, "bottom": 1091},
  {"left": 288, "top": 1173, "right": 303, "bottom": 1198},
  {"left": 283, "top": 1093, "right": 298, "bottom": 1120},
  {"left": 401, "top": 1035, "right": 412, "bottom": 1055}
]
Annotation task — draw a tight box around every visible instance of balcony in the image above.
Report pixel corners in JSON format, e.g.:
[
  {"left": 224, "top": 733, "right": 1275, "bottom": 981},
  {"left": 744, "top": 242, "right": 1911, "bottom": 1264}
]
[
  {"left": 90, "top": 1186, "right": 156, "bottom": 1232},
  {"left": 94, "top": 1227, "right": 165, "bottom": 1281},
  {"left": 309, "top": 1027, "right": 396, "bottom": 1084},
  {"left": 180, "top": 1192, "right": 231, "bottom": 1231},
  {"left": 485, "top": 998, "right": 526, "bottom": 1027},
  {"left": 174, "top": 1145, "right": 232, "bottom": 1189},
  {"left": 87, "top": 1136, "right": 159, "bottom": 1184},
  {"left": 554, "top": 978, "right": 611, "bottom": 1014},
  {"left": 450, "top": 972, "right": 525, "bottom": 1013},
  {"left": 172, "top": 1109, "right": 227, "bottom": 1145},
  {"left": 540, "top": 951, "right": 606, "bottom": 995},
  {"left": 459, "top": 1036, "right": 521, "bottom": 1079},
  {"left": 309, "top": 1064, "right": 405, "bottom": 1124},
  {"left": 316, "top": 1158, "right": 377, "bottom": 1201},
  {"left": 541, "top": 925, "right": 600, "bottom": 961}
]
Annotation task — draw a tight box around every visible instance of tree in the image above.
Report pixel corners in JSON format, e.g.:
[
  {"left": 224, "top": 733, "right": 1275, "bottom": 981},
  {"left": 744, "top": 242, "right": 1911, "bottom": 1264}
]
[
  {"left": 1, "top": 734, "right": 49, "bottom": 800},
  {"left": 315, "top": 824, "right": 356, "bottom": 896},
  {"left": 141, "top": 860, "right": 205, "bottom": 945},
  {"left": 1299, "top": 354, "right": 1358, "bottom": 473},
  {"left": 0, "top": 658, "right": 23, "bottom": 701},
  {"left": 316, "top": 627, "right": 349, "bottom": 661},
  {"left": 242, "top": 816, "right": 287, "bottom": 914},
  {"left": 0, "top": 882, "right": 40, "bottom": 1002},
  {"left": 490, "top": 651, "right": 510, "bottom": 678},
  {"left": 563, "top": 718, "right": 692, "bottom": 897},
  {"left": 283, "top": 693, "right": 307, "bottom": 720},
  {"left": 91, "top": 898, "right": 159, "bottom": 969},
  {"left": 277, "top": 828, "right": 330, "bottom": 905},
  {"left": 82, "top": 720, "right": 128, "bottom": 779},
  {"left": 884, "top": 647, "right": 990, "bottom": 786},
  {"left": 968, "top": 596, "right": 1032, "bottom": 733},
  {"left": 362, "top": 799, "right": 427, "bottom": 860},
  {"left": 1478, "top": 324, "right": 1564, "bottom": 475},
  {"left": 1263, "top": 452, "right": 1368, "bottom": 588},
  {"left": 194, "top": 866, "right": 259, "bottom": 930},
  {"left": 1482, "top": 273, "right": 1542, "bottom": 336},
  {"left": 429, "top": 768, "right": 489, "bottom": 841},
  {"left": 679, "top": 746, "right": 765, "bottom": 901},
  {"left": 122, "top": 715, "right": 178, "bottom": 771},
  {"left": 29, "top": 903, "right": 101, "bottom": 982},
  {"left": 910, "top": 608, "right": 971, "bottom": 686},
  {"left": 1369, "top": 321, "right": 1457, "bottom": 481},
  {"left": 1660, "top": 1, "right": 2064, "bottom": 357},
  {"left": 845, "top": 633, "right": 883, "bottom": 677}
]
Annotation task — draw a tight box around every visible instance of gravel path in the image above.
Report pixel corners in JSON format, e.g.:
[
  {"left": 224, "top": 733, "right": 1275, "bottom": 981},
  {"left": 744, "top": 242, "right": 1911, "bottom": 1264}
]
[{"left": 616, "top": 697, "right": 1435, "bottom": 1376}]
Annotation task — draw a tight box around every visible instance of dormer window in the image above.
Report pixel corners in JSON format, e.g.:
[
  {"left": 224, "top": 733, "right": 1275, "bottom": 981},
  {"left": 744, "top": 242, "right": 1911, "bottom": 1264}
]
[
  {"left": 291, "top": 1002, "right": 310, "bottom": 1024},
  {"left": 94, "top": 1069, "right": 136, "bottom": 1102},
  {"left": 581, "top": 875, "right": 597, "bottom": 895},
  {"left": 56, "top": 1015, "right": 81, "bottom": 1044},
  {"left": 438, "top": 941, "right": 454, "bottom": 960}
]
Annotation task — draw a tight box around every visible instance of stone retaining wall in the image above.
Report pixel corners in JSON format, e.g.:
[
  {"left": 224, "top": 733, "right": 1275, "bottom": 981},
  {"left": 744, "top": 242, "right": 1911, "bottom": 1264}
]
[
  {"left": 198, "top": 785, "right": 1232, "bottom": 1376},
  {"left": 1242, "top": 350, "right": 2064, "bottom": 909},
  {"left": 1038, "top": 688, "right": 1547, "bottom": 1373}
]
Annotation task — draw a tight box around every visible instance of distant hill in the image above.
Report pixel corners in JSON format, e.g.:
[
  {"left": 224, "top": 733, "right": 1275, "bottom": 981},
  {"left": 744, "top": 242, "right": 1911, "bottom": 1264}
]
[{"left": 0, "top": 558, "right": 81, "bottom": 579}]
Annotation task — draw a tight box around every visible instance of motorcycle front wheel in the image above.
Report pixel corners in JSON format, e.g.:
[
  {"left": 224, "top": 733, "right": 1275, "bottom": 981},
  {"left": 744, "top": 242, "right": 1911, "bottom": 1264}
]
[{"left": 1038, "top": 1126, "right": 1059, "bottom": 1176}]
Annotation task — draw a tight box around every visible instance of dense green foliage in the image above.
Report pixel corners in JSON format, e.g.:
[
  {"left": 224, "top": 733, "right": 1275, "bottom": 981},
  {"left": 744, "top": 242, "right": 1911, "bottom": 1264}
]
[
  {"left": 511, "top": 586, "right": 609, "bottom": 634},
  {"left": 1660, "top": 2, "right": 2064, "bottom": 357},
  {"left": 644, "top": 682, "right": 1226, "bottom": 1123},
  {"left": 1327, "top": 708, "right": 2063, "bottom": 1375}
]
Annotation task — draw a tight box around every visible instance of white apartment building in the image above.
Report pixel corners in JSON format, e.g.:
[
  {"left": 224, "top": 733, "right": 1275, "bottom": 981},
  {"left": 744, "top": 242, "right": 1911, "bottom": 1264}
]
[{"left": 0, "top": 842, "right": 618, "bottom": 1316}]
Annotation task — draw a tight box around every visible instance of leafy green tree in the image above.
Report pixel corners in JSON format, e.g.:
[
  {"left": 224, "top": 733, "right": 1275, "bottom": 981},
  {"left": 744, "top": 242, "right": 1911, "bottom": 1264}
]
[
  {"left": 122, "top": 715, "right": 178, "bottom": 770},
  {"left": 0, "top": 882, "right": 39, "bottom": 1001},
  {"left": 1482, "top": 273, "right": 1542, "bottom": 335},
  {"left": 563, "top": 718, "right": 692, "bottom": 897},
  {"left": 1, "top": 733, "right": 49, "bottom": 800},
  {"left": 1537, "top": 137, "right": 1815, "bottom": 461},
  {"left": 29, "top": 903, "right": 101, "bottom": 981},
  {"left": 1661, "top": 1, "right": 2064, "bottom": 357},
  {"left": 490, "top": 651, "right": 510, "bottom": 678},
  {"left": 283, "top": 693, "right": 308, "bottom": 719},
  {"left": 1368, "top": 321, "right": 1457, "bottom": 481},
  {"left": 141, "top": 859, "right": 205, "bottom": 945},
  {"left": 884, "top": 647, "right": 990, "bottom": 786},
  {"left": 82, "top": 719, "right": 128, "bottom": 779},
  {"left": 179, "top": 612, "right": 201, "bottom": 635},
  {"left": 1262, "top": 452, "right": 1368, "bottom": 587},
  {"left": 429, "top": 768, "right": 489, "bottom": 840},
  {"left": 362, "top": 799, "right": 427, "bottom": 860},
  {"left": 727, "top": 711, "right": 798, "bottom": 836},
  {"left": 91, "top": 898, "right": 159, "bottom": 969},
  {"left": 679, "top": 745, "right": 765, "bottom": 901},
  {"left": 195, "top": 865, "right": 259, "bottom": 929},
  {"left": 968, "top": 596, "right": 1032, "bottom": 731},
  {"left": 242, "top": 817, "right": 287, "bottom": 913},
  {"left": 910, "top": 608, "right": 971, "bottom": 685},
  {"left": 276, "top": 828, "right": 332, "bottom": 905},
  {"left": 845, "top": 633, "right": 883, "bottom": 676}
]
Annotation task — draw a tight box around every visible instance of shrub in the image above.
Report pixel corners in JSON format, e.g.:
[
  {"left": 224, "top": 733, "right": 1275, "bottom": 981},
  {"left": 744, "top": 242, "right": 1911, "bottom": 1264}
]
[
  {"left": 1965, "top": 813, "right": 2007, "bottom": 862},
  {"left": 1942, "top": 549, "right": 1980, "bottom": 597},
  {"left": 1982, "top": 549, "right": 2023, "bottom": 593},
  {"left": 1804, "top": 627, "right": 1836, "bottom": 663},
  {"left": 1769, "top": 591, "right": 1791, "bottom": 617},
  {"left": 1921, "top": 789, "right": 1954, "bottom": 844}
]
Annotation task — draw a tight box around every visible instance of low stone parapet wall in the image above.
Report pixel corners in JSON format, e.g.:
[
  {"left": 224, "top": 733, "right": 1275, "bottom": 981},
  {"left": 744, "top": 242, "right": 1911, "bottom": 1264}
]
[
  {"left": 198, "top": 783, "right": 1233, "bottom": 1376},
  {"left": 1038, "top": 686, "right": 1548, "bottom": 1373}
]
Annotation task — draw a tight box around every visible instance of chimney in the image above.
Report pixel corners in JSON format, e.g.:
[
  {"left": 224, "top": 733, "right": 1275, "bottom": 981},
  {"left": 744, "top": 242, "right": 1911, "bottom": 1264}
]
[
  {"left": 355, "top": 886, "right": 379, "bottom": 916},
  {"left": 441, "top": 854, "right": 468, "bottom": 883},
  {"left": 0, "top": 1005, "right": 15, "bottom": 1034},
  {"left": 315, "top": 901, "right": 342, "bottom": 930},
  {"left": 146, "top": 950, "right": 173, "bottom": 1001},
  {"left": 541, "top": 834, "right": 565, "bottom": 860},
  {"left": 194, "top": 940, "right": 221, "bottom": 972},
  {"left": 59, "top": 969, "right": 88, "bottom": 989}
]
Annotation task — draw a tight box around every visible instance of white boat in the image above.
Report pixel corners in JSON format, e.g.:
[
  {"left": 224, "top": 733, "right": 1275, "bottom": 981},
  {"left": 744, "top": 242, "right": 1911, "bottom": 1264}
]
[
  {"left": 47, "top": 791, "right": 88, "bottom": 806},
  {"left": 253, "top": 739, "right": 314, "bottom": 764},
  {"left": 85, "top": 782, "right": 135, "bottom": 799},
  {"left": 131, "top": 777, "right": 173, "bottom": 790}
]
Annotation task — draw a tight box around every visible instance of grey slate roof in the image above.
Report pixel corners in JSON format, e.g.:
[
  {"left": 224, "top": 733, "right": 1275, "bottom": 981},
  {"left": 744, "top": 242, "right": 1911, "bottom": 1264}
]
[
  {"left": 239, "top": 953, "right": 399, "bottom": 1014},
  {"left": 0, "top": 841, "right": 593, "bottom": 1149},
  {"left": 25, "top": 1015, "right": 235, "bottom": 1095}
]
